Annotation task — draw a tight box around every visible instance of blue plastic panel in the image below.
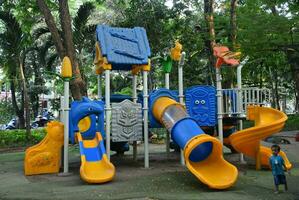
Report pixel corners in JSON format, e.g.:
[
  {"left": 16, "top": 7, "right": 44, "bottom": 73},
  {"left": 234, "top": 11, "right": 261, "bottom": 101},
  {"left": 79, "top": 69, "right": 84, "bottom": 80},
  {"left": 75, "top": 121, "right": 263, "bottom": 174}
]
[
  {"left": 185, "top": 86, "right": 216, "bottom": 126},
  {"left": 96, "top": 25, "right": 151, "bottom": 70},
  {"left": 78, "top": 138, "right": 106, "bottom": 162},
  {"left": 69, "top": 97, "right": 105, "bottom": 144}
]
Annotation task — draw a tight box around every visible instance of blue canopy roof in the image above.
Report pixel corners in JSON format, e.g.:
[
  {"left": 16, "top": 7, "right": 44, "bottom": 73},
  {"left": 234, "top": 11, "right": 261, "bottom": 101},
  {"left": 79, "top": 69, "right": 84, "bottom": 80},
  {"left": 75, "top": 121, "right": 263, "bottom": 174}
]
[{"left": 96, "top": 25, "right": 151, "bottom": 70}]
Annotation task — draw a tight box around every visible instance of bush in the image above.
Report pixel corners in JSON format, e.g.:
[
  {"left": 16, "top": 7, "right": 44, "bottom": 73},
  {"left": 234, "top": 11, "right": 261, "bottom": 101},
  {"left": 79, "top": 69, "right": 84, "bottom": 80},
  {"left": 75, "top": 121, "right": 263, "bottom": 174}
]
[
  {"left": 284, "top": 114, "right": 299, "bottom": 131},
  {"left": 0, "top": 128, "right": 46, "bottom": 148}
]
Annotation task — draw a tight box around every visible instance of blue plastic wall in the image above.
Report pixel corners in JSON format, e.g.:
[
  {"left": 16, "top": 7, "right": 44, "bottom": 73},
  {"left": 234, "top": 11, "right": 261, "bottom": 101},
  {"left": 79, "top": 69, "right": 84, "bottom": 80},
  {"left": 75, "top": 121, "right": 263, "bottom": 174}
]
[
  {"left": 96, "top": 25, "right": 151, "bottom": 70},
  {"left": 69, "top": 97, "right": 105, "bottom": 144},
  {"left": 185, "top": 85, "right": 216, "bottom": 126}
]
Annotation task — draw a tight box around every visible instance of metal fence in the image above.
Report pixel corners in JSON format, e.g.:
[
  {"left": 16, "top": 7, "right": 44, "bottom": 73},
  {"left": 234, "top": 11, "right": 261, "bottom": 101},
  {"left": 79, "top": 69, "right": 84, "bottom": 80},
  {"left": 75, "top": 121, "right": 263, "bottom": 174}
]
[{"left": 221, "top": 88, "right": 271, "bottom": 116}]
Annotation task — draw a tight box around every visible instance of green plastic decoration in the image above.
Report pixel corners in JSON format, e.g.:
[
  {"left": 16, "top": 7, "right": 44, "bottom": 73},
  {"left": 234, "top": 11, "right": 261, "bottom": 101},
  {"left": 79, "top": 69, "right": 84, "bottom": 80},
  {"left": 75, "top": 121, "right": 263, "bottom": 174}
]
[{"left": 162, "top": 56, "right": 172, "bottom": 73}]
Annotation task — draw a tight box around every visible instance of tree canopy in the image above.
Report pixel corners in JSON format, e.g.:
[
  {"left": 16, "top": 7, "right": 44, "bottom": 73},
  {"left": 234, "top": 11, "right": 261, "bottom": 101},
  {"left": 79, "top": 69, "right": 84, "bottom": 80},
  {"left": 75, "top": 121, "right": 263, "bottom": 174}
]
[{"left": 0, "top": 0, "right": 298, "bottom": 131}]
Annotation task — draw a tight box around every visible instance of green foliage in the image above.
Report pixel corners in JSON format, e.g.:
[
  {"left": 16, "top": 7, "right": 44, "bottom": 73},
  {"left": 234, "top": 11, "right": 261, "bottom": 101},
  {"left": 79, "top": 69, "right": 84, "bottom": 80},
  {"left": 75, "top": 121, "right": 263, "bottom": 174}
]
[
  {"left": 0, "top": 100, "right": 14, "bottom": 124},
  {"left": 0, "top": 128, "right": 46, "bottom": 148},
  {"left": 115, "top": 87, "right": 133, "bottom": 96},
  {"left": 283, "top": 114, "right": 299, "bottom": 131}
]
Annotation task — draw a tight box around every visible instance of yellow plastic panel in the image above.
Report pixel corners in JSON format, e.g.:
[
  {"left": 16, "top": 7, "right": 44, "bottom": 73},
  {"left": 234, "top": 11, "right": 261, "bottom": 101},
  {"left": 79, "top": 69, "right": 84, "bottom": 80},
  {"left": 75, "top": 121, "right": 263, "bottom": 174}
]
[
  {"left": 78, "top": 116, "right": 91, "bottom": 133},
  {"left": 24, "top": 121, "right": 64, "bottom": 175},
  {"left": 184, "top": 135, "right": 238, "bottom": 189}
]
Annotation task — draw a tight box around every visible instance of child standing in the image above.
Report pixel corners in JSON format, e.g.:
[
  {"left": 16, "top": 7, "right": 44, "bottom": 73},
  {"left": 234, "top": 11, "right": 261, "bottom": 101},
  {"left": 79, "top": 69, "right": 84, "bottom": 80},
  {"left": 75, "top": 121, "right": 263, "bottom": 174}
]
[{"left": 269, "top": 144, "right": 289, "bottom": 193}]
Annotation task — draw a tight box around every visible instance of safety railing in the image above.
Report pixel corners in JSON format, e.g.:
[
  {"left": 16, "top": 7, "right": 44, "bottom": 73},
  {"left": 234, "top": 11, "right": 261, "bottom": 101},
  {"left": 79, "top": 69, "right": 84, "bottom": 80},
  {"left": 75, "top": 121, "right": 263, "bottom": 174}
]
[{"left": 221, "top": 88, "right": 271, "bottom": 116}]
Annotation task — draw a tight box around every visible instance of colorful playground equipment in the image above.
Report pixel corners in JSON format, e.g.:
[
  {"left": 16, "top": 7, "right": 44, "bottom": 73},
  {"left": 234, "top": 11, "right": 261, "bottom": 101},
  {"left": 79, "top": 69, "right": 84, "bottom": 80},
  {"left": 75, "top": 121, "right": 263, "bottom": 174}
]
[
  {"left": 228, "top": 105, "right": 292, "bottom": 170},
  {"left": 24, "top": 121, "right": 64, "bottom": 175},
  {"left": 24, "top": 25, "right": 292, "bottom": 189}
]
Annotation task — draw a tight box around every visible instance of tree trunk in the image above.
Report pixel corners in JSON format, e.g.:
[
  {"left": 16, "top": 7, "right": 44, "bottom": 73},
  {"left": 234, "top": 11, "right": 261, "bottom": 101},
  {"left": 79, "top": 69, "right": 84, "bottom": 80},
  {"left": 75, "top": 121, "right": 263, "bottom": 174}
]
[
  {"left": 273, "top": 69, "right": 280, "bottom": 109},
  {"left": 19, "top": 58, "right": 31, "bottom": 138},
  {"left": 10, "top": 80, "right": 25, "bottom": 128},
  {"left": 286, "top": 50, "right": 299, "bottom": 112},
  {"left": 36, "top": 0, "right": 87, "bottom": 100},
  {"left": 59, "top": 0, "right": 86, "bottom": 100},
  {"left": 230, "top": 0, "right": 238, "bottom": 50},
  {"left": 36, "top": 0, "right": 65, "bottom": 59},
  {"left": 204, "top": 0, "right": 216, "bottom": 85}
]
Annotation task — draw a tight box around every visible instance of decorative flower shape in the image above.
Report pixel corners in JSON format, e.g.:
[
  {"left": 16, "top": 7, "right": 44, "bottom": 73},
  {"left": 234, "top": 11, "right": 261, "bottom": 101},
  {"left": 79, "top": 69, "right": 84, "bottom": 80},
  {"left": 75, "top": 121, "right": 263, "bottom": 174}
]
[{"left": 213, "top": 46, "right": 240, "bottom": 68}]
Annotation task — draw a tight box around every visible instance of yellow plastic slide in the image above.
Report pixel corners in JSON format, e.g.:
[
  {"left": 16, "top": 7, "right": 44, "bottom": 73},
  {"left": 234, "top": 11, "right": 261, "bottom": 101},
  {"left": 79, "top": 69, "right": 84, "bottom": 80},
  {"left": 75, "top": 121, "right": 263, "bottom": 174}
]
[
  {"left": 76, "top": 132, "right": 115, "bottom": 183},
  {"left": 153, "top": 97, "right": 238, "bottom": 189},
  {"left": 229, "top": 105, "right": 292, "bottom": 169},
  {"left": 184, "top": 135, "right": 238, "bottom": 189},
  {"left": 24, "top": 121, "right": 64, "bottom": 175}
]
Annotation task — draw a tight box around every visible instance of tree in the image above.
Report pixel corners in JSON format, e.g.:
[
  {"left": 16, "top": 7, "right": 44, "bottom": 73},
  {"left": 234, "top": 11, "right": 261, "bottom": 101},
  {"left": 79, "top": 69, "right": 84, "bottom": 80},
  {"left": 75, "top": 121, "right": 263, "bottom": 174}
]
[
  {"left": 36, "top": 0, "right": 86, "bottom": 100},
  {"left": 0, "top": 11, "right": 31, "bottom": 136},
  {"left": 204, "top": 0, "right": 216, "bottom": 85}
]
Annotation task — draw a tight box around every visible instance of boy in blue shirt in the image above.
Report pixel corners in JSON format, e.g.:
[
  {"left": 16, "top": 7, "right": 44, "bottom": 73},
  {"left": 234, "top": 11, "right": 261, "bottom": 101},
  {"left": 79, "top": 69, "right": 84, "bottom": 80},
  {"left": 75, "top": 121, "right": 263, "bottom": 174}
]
[{"left": 269, "top": 144, "right": 289, "bottom": 193}]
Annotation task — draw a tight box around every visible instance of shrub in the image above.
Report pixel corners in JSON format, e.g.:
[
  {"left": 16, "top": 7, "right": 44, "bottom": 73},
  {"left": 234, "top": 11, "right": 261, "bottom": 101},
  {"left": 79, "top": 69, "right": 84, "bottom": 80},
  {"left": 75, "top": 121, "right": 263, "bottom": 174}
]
[
  {"left": 284, "top": 114, "right": 299, "bottom": 131},
  {"left": 0, "top": 128, "right": 46, "bottom": 148}
]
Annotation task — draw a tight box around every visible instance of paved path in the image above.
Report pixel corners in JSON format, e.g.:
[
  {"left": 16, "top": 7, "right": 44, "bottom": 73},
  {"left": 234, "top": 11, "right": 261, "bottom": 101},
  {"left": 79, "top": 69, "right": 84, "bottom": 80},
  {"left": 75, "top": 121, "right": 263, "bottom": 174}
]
[{"left": 0, "top": 131, "right": 298, "bottom": 200}]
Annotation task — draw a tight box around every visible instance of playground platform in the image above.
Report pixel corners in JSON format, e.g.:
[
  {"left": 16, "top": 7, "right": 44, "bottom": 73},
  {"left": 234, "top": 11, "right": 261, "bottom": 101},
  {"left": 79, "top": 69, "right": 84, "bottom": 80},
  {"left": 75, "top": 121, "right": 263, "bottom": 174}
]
[{"left": 0, "top": 131, "right": 298, "bottom": 200}]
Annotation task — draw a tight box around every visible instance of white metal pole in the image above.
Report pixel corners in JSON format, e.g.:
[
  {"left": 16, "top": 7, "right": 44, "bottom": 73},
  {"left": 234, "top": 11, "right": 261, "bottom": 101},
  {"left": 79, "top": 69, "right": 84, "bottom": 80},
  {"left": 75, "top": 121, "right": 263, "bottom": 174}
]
[
  {"left": 132, "top": 74, "right": 138, "bottom": 161},
  {"left": 60, "top": 96, "right": 64, "bottom": 122},
  {"left": 105, "top": 70, "right": 111, "bottom": 160},
  {"left": 237, "top": 56, "right": 248, "bottom": 163},
  {"left": 165, "top": 73, "right": 170, "bottom": 89},
  {"left": 97, "top": 74, "right": 102, "bottom": 100},
  {"left": 143, "top": 70, "right": 149, "bottom": 168},
  {"left": 178, "top": 52, "right": 186, "bottom": 165},
  {"left": 165, "top": 73, "right": 170, "bottom": 156},
  {"left": 63, "top": 81, "right": 69, "bottom": 173},
  {"left": 216, "top": 67, "right": 224, "bottom": 145}
]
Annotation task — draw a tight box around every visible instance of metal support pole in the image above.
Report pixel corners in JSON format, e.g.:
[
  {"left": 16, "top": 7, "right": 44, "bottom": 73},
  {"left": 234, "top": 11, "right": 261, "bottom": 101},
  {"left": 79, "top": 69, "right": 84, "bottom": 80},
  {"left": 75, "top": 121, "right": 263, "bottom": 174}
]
[
  {"left": 60, "top": 96, "right": 64, "bottom": 122},
  {"left": 132, "top": 75, "right": 138, "bottom": 161},
  {"left": 256, "top": 143, "right": 261, "bottom": 170},
  {"left": 165, "top": 73, "right": 170, "bottom": 157},
  {"left": 237, "top": 57, "right": 248, "bottom": 163},
  {"left": 143, "top": 71, "right": 149, "bottom": 168},
  {"left": 63, "top": 81, "right": 69, "bottom": 173},
  {"left": 165, "top": 73, "right": 170, "bottom": 89},
  {"left": 105, "top": 70, "right": 111, "bottom": 160},
  {"left": 216, "top": 67, "right": 223, "bottom": 145},
  {"left": 178, "top": 52, "right": 186, "bottom": 165},
  {"left": 97, "top": 74, "right": 102, "bottom": 100}
]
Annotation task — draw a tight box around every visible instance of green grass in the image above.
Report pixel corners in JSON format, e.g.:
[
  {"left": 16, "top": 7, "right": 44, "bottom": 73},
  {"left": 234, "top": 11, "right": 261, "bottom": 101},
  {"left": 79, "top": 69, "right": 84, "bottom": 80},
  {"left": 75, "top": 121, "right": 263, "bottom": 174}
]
[{"left": 0, "top": 128, "right": 46, "bottom": 148}]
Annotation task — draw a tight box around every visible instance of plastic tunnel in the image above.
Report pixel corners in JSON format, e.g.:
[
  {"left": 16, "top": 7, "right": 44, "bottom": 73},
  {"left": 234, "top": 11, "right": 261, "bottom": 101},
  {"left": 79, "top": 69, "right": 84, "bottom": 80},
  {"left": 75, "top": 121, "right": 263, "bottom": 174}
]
[{"left": 152, "top": 97, "right": 238, "bottom": 189}]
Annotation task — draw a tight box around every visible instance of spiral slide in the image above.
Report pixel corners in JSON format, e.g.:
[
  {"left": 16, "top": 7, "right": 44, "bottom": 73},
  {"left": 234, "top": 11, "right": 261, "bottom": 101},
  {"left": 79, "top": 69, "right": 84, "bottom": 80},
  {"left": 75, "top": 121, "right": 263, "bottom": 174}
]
[
  {"left": 152, "top": 97, "right": 238, "bottom": 189},
  {"left": 76, "top": 132, "right": 115, "bottom": 183},
  {"left": 229, "top": 105, "right": 292, "bottom": 169}
]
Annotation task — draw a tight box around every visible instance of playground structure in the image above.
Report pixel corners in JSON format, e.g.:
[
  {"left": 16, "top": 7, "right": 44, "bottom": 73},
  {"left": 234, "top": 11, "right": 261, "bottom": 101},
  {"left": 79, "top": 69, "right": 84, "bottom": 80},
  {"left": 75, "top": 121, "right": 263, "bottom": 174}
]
[{"left": 24, "top": 25, "right": 292, "bottom": 189}]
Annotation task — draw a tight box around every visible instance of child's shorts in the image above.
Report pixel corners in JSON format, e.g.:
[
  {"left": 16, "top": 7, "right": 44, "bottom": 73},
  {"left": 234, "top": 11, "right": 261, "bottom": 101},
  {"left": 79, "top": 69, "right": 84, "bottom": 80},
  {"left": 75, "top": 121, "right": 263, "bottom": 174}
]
[{"left": 274, "top": 174, "right": 286, "bottom": 185}]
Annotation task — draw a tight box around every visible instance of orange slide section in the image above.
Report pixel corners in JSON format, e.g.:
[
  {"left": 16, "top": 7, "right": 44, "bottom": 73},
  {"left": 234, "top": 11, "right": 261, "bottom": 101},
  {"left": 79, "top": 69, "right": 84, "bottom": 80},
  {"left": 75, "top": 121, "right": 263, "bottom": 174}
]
[
  {"left": 229, "top": 105, "right": 292, "bottom": 169},
  {"left": 153, "top": 97, "right": 238, "bottom": 189}
]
